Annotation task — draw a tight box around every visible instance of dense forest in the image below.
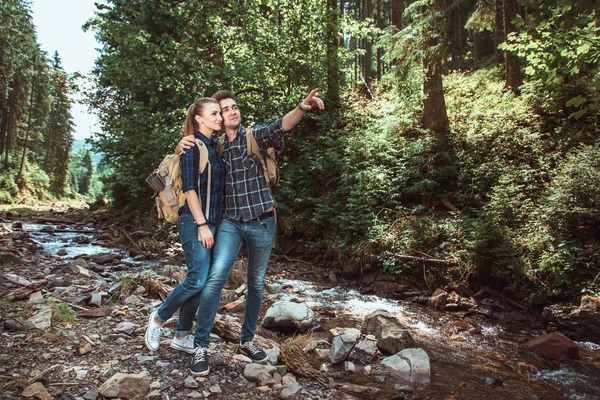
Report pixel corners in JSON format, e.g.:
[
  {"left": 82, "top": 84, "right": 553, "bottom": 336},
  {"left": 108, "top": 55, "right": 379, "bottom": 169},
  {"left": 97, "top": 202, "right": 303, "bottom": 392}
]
[
  {"left": 0, "top": 1, "right": 107, "bottom": 202},
  {"left": 3, "top": 0, "right": 600, "bottom": 299}
]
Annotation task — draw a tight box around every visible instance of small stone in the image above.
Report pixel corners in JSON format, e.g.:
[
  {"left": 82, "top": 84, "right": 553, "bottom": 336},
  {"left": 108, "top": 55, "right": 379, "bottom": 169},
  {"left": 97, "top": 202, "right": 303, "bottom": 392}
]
[
  {"left": 281, "top": 374, "right": 297, "bottom": 385},
  {"left": 257, "top": 386, "right": 270, "bottom": 392},
  {"left": 233, "top": 354, "right": 252, "bottom": 363},
  {"left": 83, "top": 388, "right": 98, "bottom": 400},
  {"left": 136, "top": 354, "right": 157, "bottom": 363},
  {"left": 186, "top": 391, "right": 203, "bottom": 398},
  {"left": 114, "top": 322, "right": 137, "bottom": 336},
  {"left": 22, "top": 382, "right": 52, "bottom": 400},
  {"left": 57, "top": 249, "right": 68, "bottom": 256},
  {"left": 345, "top": 361, "right": 356, "bottom": 372},
  {"left": 209, "top": 385, "right": 222, "bottom": 393},
  {"left": 78, "top": 343, "right": 93, "bottom": 355},
  {"left": 280, "top": 383, "right": 303, "bottom": 400},
  {"left": 483, "top": 377, "right": 503, "bottom": 387},
  {"left": 185, "top": 376, "right": 198, "bottom": 389},
  {"left": 27, "top": 307, "right": 52, "bottom": 330},
  {"left": 150, "top": 381, "right": 161, "bottom": 389},
  {"left": 124, "top": 295, "right": 139, "bottom": 306}
]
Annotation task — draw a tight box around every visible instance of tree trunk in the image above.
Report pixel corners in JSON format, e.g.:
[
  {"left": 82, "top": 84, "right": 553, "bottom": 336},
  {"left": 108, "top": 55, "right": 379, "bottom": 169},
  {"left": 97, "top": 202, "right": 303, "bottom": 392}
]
[
  {"left": 503, "top": 0, "right": 522, "bottom": 91},
  {"left": 17, "top": 65, "right": 36, "bottom": 185},
  {"left": 3, "top": 91, "right": 14, "bottom": 170},
  {"left": 422, "top": 57, "right": 449, "bottom": 137},
  {"left": 376, "top": 0, "right": 382, "bottom": 81},
  {"left": 326, "top": 0, "right": 341, "bottom": 108},
  {"left": 392, "top": 0, "right": 403, "bottom": 30},
  {"left": 364, "top": 0, "right": 373, "bottom": 85},
  {"left": 495, "top": 0, "right": 505, "bottom": 66},
  {"left": 43, "top": 106, "right": 54, "bottom": 172}
]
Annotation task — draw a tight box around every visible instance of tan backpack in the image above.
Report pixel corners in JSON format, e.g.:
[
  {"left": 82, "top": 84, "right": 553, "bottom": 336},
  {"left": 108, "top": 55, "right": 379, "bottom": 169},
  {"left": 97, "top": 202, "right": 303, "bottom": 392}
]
[
  {"left": 146, "top": 141, "right": 211, "bottom": 223},
  {"left": 216, "top": 127, "right": 280, "bottom": 187}
]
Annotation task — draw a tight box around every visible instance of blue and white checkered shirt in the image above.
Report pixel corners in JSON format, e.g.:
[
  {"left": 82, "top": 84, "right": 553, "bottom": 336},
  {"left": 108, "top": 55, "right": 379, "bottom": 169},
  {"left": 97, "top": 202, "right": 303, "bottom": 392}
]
[
  {"left": 220, "top": 119, "right": 292, "bottom": 221},
  {"left": 180, "top": 132, "right": 225, "bottom": 225}
]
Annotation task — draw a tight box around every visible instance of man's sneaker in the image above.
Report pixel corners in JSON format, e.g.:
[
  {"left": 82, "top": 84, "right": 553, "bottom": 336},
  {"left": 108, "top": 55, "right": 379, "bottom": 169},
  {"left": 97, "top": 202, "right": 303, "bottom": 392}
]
[
  {"left": 190, "top": 346, "right": 210, "bottom": 376},
  {"left": 170, "top": 334, "right": 194, "bottom": 354},
  {"left": 238, "top": 340, "right": 268, "bottom": 363},
  {"left": 144, "top": 311, "right": 164, "bottom": 352}
]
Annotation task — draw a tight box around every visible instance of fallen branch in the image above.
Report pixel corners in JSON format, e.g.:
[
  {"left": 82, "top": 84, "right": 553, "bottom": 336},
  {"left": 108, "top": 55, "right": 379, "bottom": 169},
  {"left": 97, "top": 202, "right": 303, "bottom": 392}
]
[
  {"left": 282, "top": 255, "right": 314, "bottom": 266},
  {"left": 395, "top": 255, "right": 457, "bottom": 266},
  {"left": 36, "top": 217, "right": 75, "bottom": 224},
  {"left": 53, "top": 229, "right": 98, "bottom": 234},
  {"left": 121, "top": 228, "right": 143, "bottom": 253},
  {"left": 441, "top": 199, "right": 461, "bottom": 213}
]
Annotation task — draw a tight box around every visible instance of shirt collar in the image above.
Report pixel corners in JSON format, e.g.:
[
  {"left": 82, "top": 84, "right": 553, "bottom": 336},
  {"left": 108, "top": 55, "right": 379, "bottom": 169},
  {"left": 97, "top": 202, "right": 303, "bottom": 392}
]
[{"left": 195, "top": 132, "right": 216, "bottom": 146}]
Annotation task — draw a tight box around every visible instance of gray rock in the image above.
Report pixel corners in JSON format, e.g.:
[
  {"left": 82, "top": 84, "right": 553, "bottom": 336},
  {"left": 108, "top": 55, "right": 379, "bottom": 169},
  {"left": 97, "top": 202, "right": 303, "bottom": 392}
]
[
  {"left": 280, "top": 383, "right": 303, "bottom": 400},
  {"left": 57, "top": 249, "right": 68, "bottom": 256},
  {"left": 184, "top": 375, "right": 198, "bottom": 388},
  {"left": 27, "top": 307, "right": 52, "bottom": 330},
  {"left": 382, "top": 348, "right": 430, "bottom": 384},
  {"left": 89, "top": 293, "right": 103, "bottom": 307},
  {"left": 266, "top": 347, "right": 280, "bottom": 365},
  {"left": 243, "top": 363, "right": 277, "bottom": 384},
  {"left": 329, "top": 328, "right": 361, "bottom": 364},
  {"left": 114, "top": 322, "right": 137, "bottom": 336},
  {"left": 349, "top": 335, "right": 378, "bottom": 364},
  {"left": 261, "top": 301, "right": 315, "bottom": 332},
  {"left": 361, "top": 310, "right": 416, "bottom": 354},
  {"left": 124, "top": 295, "right": 139, "bottom": 306},
  {"left": 83, "top": 388, "right": 98, "bottom": 400},
  {"left": 281, "top": 373, "right": 297, "bottom": 385}
]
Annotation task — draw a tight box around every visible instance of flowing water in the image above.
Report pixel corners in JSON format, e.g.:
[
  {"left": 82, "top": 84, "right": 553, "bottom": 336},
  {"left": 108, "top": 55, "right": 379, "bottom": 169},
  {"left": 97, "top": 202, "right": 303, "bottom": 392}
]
[{"left": 23, "top": 222, "right": 600, "bottom": 399}]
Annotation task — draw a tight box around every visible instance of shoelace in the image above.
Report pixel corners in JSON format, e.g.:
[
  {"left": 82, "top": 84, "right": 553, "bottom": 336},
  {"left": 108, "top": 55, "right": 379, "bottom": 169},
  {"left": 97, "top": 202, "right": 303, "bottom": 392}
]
[
  {"left": 149, "top": 325, "right": 163, "bottom": 342},
  {"left": 193, "top": 347, "right": 208, "bottom": 363},
  {"left": 242, "top": 341, "right": 262, "bottom": 356}
]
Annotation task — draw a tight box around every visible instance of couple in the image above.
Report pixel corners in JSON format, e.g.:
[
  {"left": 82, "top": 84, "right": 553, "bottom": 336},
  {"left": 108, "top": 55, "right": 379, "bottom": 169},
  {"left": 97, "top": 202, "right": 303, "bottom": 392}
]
[{"left": 144, "top": 89, "right": 325, "bottom": 377}]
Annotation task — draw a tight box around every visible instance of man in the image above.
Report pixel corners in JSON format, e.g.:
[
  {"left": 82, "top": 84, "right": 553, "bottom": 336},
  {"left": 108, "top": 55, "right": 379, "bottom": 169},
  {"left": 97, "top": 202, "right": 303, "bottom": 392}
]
[{"left": 177, "top": 88, "right": 324, "bottom": 376}]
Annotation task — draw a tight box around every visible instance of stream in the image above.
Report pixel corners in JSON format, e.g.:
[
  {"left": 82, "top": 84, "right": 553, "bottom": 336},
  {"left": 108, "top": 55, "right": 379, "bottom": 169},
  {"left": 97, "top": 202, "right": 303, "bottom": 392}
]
[{"left": 25, "top": 222, "right": 600, "bottom": 400}]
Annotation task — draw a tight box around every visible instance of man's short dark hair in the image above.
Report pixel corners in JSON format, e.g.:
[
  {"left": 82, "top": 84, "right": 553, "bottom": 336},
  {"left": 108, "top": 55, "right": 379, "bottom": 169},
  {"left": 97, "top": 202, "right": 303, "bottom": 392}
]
[{"left": 212, "top": 90, "right": 236, "bottom": 103}]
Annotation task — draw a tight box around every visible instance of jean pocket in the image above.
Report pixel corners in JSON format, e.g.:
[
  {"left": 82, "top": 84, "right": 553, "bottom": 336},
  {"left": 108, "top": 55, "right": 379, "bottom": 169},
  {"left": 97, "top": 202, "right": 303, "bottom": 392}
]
[{"left": 259, "top": 216, "right": 275, "bottom": 231}]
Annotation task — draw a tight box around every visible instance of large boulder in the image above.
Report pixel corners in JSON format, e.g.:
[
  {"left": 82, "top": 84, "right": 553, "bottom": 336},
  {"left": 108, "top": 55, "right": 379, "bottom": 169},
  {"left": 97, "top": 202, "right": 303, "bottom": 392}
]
[
  {"left": 97, "top": 373, "right": 150, "bottom": 399},
  {"left": 261, "top": 301, "right": 315, "bottom": 332},
  {"left": 381, "top": 348, "right": 430, "bottom": 384},
  {"left": 361, "top": 310, "right": 416, "bottom": 354},
  {"left": 329, "top": 328, "right": 361, "bottom": 364},
  {"left": 542, "top": 296, "right": 600, "bottom": 344},
  {"left": 521, "top": 332, "right": 579, "bottom": 361}
]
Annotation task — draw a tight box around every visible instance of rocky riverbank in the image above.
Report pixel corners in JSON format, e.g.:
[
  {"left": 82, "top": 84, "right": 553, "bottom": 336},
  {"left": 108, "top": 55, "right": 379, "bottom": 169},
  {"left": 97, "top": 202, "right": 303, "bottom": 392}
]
[{"left": 1, "top": 205, "right": 600, "bottom": 400}]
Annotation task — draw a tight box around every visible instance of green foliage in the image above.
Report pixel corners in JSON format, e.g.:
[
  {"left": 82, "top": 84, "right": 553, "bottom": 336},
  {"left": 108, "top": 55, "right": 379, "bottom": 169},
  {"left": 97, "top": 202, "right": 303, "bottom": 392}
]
[
  {"left": 51, "top": 303, "right": 76, "bottom": 324},
  {"left": 501, "top": 2, "right": 600, "bottom": 119}
]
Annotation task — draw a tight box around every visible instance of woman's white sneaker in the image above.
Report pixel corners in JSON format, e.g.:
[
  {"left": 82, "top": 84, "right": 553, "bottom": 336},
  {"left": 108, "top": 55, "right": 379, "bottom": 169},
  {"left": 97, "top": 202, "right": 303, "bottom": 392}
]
[
  {"left": 170, "top": 334, "right": 194, "bottom": 354},
  {"left": 144, "top": 311, "right": 164, "bottom": 352}
]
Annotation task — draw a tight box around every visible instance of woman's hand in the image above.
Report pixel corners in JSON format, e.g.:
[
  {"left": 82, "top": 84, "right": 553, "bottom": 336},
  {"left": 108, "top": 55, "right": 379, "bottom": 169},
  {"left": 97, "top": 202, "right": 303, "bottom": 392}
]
[
  {"left": 198, "top": 225, "right": 214, "bottom": 249},
  {"left": 176, "top": 135, "right": 197, "bottom": 155}
]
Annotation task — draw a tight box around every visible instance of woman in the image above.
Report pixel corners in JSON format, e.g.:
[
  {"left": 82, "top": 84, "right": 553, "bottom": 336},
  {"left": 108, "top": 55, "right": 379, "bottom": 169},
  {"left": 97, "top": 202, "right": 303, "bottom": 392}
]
[{"left": 145, "top": 98, "right": 225, "bottom": 370}]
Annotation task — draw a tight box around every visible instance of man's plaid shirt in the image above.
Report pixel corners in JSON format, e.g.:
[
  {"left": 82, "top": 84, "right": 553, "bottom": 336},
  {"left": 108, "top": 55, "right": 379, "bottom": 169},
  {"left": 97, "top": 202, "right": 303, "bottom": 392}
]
[
  {"left": 180, "top": 132, "right": 225, "bottom": 225},
  {"left": 220, "top": 119, "right": 292, "bottom": 221}
]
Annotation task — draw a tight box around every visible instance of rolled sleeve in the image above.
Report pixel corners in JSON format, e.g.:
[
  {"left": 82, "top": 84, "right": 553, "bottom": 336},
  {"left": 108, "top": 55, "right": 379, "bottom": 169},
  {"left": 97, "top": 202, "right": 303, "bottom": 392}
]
[
  {"left": 253, "top": 118, "right": 294, "bottom": 153},
  {"left": 180, "top": 146, "right": 199, "bottom": 193}
]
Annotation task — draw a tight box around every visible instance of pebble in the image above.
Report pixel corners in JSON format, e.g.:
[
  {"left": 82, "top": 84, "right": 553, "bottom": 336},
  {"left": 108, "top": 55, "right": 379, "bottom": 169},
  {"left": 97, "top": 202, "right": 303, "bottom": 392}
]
[
  {"left": 185, "top": 376, "right": 199, "bottom": 389},
  {"left": 210, "top": 385, "right": 222, "bottom": 393}
]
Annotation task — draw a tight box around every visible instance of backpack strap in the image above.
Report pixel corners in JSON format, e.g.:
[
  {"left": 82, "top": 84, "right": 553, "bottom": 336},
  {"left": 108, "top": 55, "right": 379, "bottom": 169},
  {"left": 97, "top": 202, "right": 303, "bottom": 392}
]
[
  {"left": 245, "top": 127, "right": 270, "bottom": 186},
  {"left": 216, "top": 134, "right": 226, "bottom": 157},
  {"left": 195, "top": 140, "right": 211, "bottom": 221}
]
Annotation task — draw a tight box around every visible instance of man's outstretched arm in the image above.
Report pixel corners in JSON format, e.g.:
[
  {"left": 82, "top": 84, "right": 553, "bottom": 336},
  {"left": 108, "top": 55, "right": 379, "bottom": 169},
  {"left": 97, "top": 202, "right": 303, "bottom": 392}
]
[{"left": 281, "top": 88, "right": 325, "bottom": 132}]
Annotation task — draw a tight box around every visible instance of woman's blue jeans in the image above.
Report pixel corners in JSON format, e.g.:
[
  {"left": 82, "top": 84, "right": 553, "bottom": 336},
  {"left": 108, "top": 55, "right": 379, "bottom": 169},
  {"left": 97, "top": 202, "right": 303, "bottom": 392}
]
[
  {"left": 193, "top": 215, "right": 276, "bottom": 347},
  {"left": 156, "top": 213, "right": 215, "bottom": 335}
]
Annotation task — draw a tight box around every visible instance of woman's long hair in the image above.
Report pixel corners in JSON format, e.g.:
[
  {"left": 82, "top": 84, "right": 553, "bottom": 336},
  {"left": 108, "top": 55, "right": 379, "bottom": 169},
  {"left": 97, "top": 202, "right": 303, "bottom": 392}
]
[{"left": 183, "top": 97, "right": 219, "bottom": 137}]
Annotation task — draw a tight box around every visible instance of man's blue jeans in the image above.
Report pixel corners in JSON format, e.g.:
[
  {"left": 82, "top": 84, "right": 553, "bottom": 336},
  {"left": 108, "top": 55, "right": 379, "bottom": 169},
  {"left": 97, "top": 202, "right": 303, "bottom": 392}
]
[
  {"left": 156, "top": 213, "right": 215, "bottom": 336},
  {"left": 194, "top": 215, "right": 276, "bottom": 347}
]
